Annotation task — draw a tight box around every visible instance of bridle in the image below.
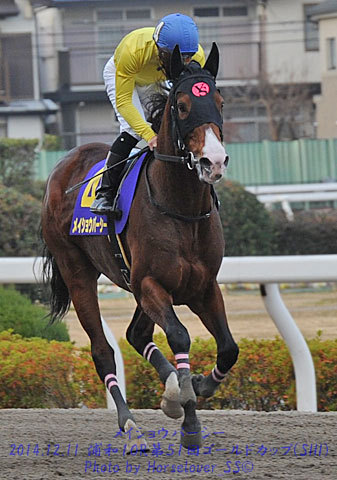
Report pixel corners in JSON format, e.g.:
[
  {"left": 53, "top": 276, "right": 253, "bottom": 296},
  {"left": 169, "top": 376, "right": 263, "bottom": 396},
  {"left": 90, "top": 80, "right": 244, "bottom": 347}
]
[
  {"left": 154, "top": 63, "right": 224, "bottom": 172},
  {"left": 148, "top": 64, "right": 223, "bottom": 222}
]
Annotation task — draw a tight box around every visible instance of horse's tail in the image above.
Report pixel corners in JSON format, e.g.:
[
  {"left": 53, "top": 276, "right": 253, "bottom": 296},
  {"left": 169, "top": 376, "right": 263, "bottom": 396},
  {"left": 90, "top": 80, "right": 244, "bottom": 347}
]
[{"left": 41, "top": 236, "right": 71, "bottom": 324}]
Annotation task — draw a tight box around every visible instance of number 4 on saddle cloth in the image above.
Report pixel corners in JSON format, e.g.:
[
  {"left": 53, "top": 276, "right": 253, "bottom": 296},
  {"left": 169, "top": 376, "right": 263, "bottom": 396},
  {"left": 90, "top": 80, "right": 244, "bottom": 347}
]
[{"left": 69, "top": 150, "right": 148, "bottom": 288}]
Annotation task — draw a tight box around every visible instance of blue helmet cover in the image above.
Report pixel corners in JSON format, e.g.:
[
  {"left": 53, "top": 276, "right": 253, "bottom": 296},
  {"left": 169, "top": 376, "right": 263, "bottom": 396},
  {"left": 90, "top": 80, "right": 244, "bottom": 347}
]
[{"left": 154, "top": 13, "right": 199, "bottom": 53}]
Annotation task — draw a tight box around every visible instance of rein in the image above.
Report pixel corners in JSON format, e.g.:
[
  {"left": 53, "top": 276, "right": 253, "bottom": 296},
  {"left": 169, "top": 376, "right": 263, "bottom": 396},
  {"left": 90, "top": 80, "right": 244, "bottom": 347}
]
[
  {"left": 154, "top": 149, "right": 197, "bottom": 170},
  {"left": 146, "top": 64, "right": 223, "bottom": 222},
  {"left": 145, "top": 159, "right": 216, "bottom": 222}
]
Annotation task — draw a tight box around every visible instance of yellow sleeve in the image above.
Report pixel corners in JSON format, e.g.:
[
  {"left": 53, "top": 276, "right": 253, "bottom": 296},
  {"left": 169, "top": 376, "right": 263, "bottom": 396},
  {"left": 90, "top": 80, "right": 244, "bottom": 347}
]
[
  {"left": 193, "top": 44, "right": 206, "bottom": 67},
  {"left": 115, "top": 47, "right": 156, "bottom": 143}
]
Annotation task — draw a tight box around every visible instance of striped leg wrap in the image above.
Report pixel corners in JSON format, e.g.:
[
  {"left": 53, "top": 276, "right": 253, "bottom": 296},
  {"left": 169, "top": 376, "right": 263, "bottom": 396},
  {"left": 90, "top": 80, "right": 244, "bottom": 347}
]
[
  {"left": 211, "top": 365, "right": 226, "bottom": 383},
  {"left": 175, "top": 353, "right": 190, "bottom": 370},
  {"left": 143, "top": 342, "right": 159, "bottom": 362},
  {"left": 105, "top": 373, "right": 118, "bottom": 391}
]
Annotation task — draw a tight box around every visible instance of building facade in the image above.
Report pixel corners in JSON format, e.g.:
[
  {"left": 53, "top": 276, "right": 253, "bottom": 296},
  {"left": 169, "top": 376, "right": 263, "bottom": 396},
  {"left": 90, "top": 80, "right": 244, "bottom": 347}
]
[
  {"left": 0, "top": 0, "right": 58, "bottom": 141},
  {"left": 310, "top": 0, "right": 337, "bottom": 138},
  {"left": 26, "top": 0, "right": 326, "bottom": 147}
]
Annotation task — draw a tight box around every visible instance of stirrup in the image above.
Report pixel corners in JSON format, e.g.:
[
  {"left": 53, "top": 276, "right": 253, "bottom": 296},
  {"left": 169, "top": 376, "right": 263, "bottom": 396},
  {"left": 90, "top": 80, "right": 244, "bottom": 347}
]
[
  {"left": 90, "top": 197, "right": 122, "bottom": 219},
  {"left": 90, "top": 195, "right": 114, "bottom": 214},
  {"left": 110, "top": 195, "right": 122, "bottom": 220},
  {"left": 109, "top": 208, "right": 122, "bottom": 221}
]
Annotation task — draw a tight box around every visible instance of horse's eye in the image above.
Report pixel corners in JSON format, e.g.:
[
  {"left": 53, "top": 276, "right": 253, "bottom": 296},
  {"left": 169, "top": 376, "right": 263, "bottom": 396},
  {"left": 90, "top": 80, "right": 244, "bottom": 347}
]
[{"left": 177, "top": 102, "right": 187, "bottom": 114}]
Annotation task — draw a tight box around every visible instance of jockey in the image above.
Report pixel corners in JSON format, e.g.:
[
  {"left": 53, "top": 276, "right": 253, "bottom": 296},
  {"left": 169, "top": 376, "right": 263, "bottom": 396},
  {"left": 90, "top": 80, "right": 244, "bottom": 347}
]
[{"left": 90, "top": 13, "right": 205, "bottom": 217}]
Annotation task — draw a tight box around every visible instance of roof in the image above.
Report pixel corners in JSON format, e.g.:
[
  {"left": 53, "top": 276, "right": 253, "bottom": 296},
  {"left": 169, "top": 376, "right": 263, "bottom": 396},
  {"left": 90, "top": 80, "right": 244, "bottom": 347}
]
[
  {"left": 0, "top": 0, "right": 20, "bottom": 18},
  {"left": 308, "top": 0, "right": 337, "bottom": 18},
  {"left": 0, "top": 99, "right": 59, "bottom": 115},
  {"left": 31, "top": 0, "right": 117, "bottom": 6}
]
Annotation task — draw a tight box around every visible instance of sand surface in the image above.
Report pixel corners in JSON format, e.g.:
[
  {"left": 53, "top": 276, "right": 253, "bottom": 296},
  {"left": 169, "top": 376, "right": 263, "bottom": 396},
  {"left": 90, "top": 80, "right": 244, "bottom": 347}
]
[{"left": 1, "top": 409, "right": 336, "bottom": 479}]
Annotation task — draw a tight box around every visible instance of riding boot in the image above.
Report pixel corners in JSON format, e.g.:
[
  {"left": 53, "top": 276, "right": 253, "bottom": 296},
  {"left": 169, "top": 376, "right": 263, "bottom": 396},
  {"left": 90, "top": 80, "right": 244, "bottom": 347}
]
[
  {"left": 90, "top": 152, "right": 123, "bottom": 217},
  {"left": 90, "top": 132, "right": 138, "bottom": 217}
]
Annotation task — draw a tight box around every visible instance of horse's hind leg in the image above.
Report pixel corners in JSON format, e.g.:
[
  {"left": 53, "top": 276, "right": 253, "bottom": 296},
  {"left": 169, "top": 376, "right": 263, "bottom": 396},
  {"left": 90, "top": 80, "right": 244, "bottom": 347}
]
[
  {"left": 137, "top": 276, "right": 202, "bottom": 448},
  {"left": 47, "top": 244, "right": 147, "bottom": 452},
  {"left": 190, "top": 281, "right": 239, "bottom": 398},
  {"left": 126, "top": 307, "right": 183, "bottom": 419}
]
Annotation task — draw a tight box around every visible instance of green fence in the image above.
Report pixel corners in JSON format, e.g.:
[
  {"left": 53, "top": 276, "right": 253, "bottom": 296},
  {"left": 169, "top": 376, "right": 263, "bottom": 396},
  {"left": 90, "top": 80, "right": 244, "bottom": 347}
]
[
  {"left": 34, "top": 150, "right": 67, "bottom": 181},
  {"left": 35, "top": 138, "right": 337, "bottom": 185},
  {"left": 225, "top": 138, "right": 337, "bottom": 185}
]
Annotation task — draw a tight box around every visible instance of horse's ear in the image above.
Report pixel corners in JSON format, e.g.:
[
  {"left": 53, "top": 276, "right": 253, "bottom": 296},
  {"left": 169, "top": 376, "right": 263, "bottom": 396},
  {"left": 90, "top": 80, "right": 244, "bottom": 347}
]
[
  {"left": 203, "top": 42, "right": 219, "bottom": 79},
  {"left": 170, "top": 44, "right": 184, "bottom": 80}
]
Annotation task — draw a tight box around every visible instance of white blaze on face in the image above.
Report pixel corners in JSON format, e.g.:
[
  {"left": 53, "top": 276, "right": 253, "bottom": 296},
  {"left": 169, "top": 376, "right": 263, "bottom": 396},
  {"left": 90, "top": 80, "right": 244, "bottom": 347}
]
[{"left": 200, "top": 127, "right": 228, "bottom": 182}]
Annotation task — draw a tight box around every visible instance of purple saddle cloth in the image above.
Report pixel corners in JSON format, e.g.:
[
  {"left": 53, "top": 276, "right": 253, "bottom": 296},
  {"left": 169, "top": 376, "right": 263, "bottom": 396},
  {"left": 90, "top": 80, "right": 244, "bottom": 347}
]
[{"left": 70, "top": 152, "right": 147, "bottom": 236}]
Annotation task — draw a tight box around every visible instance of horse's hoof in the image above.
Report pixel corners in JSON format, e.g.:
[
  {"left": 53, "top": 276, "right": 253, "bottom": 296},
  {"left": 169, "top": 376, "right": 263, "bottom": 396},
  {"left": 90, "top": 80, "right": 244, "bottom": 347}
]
[
  {"left": 124, "top": 419, "right": 149, "bottom": 455},
  {"left": 160, "top": 396, "right": 184, "bottom": 419},
  {"left": 180, "top": 428, "right": 203, "bottom": 449},
  {"left": 191, "top": 374, "right": 204, "bottom": 397},
  {"left": 161, "top": 372, "right": 184, "bottom": 419}
]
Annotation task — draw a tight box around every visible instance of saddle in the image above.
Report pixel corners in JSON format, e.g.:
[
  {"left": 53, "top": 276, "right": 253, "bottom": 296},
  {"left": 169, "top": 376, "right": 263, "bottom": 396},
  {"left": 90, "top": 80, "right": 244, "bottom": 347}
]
[{"left": 70, "top": 150, "right": 149, "bottom": 289}]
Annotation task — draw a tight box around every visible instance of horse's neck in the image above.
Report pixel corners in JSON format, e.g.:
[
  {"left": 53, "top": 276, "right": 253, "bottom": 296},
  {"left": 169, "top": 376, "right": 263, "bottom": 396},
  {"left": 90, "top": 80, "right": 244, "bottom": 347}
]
[
  {"left": 150, "top": 160, "right": 211, "bottom": 216},
  {"left": 154, "top": 104, "right": 211, "bottom": 215}
]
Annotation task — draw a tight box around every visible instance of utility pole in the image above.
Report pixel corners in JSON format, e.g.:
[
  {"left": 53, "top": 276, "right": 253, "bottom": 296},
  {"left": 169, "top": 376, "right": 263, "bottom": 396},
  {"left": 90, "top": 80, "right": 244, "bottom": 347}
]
[{"left": 258, "top": 0, "right": 267, "bottom": 81}]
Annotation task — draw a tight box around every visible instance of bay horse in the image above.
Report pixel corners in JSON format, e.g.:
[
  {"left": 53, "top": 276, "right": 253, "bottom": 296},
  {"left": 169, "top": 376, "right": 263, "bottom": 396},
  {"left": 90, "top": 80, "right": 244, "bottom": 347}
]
[{"left": 41, "top": 44, "right": 238, "bottom": 451}]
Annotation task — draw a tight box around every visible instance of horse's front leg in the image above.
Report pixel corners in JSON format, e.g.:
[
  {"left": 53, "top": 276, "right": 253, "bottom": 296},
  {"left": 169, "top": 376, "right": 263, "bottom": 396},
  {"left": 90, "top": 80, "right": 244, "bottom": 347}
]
[
  {"left": 137, "top": 276, "right": 202, "bottom": 449},
  {"left": 126, "top": 307, "right": 183, "bottom": 419},
  {"left": 190, "top": 281, "right": 239, "bottom": 398}
]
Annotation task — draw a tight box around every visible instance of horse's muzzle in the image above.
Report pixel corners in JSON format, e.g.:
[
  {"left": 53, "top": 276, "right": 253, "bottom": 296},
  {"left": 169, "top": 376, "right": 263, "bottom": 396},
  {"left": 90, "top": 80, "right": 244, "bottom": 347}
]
[{"left": 199, "top": 155, "right": 228, "bottom": 184}]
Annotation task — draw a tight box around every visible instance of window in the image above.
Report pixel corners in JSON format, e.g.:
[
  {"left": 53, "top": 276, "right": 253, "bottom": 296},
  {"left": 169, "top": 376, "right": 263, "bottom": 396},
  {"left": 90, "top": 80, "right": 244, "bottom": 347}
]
[
  {"left": 194, "top": 4, "right": 249, "bottom": 45},
  {"left": 0, "top": 34, "right": 33, "bottom": 100},
  {"left": 96, "top": 8, "right": 151, "bottom": 22},
  {"left": 96, "top": 9, "right": 123, "bottom": 22},
  {"left": 194, "top": 5, "right": 248, "bottom": 18},
  {"left": 304, "top": 4, "right": 319, "bottom": 51},
  {"left": 0, "top": 117, "right": 7, "bottom": 137},
  {"left": 327, "top": 37, "right": 336, "bottom": 70},
  {"left": 126, "top": 9, "right": 151, "bottom": 20},
  {"left": 194, "top": 7, "right": 220, "bottom": 18},
  {"left": 96, "top": 8, "right": 152, "bottom": 74},
  {"left": 222, "top": 6, "right": 248, "bottom": 16}
]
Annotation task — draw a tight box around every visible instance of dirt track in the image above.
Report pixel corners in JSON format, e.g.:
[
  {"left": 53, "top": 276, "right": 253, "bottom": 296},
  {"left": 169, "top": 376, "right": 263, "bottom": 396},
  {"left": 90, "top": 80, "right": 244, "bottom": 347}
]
[
  {"left": 1, "top": 409, "right": 336, "bottom": 479},
  {"left": 64, "top": 289, "right": 337, "bottom": 347},
  {"left": 2, "top": 290, "right": 336, "bottom": 479}
]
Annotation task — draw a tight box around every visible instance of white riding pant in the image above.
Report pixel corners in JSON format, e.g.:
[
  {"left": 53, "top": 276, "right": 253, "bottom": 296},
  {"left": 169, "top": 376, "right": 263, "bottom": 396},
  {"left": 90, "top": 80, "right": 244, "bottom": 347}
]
[{"left": 103, "top": 55, "right": 160, "bottom": 141}]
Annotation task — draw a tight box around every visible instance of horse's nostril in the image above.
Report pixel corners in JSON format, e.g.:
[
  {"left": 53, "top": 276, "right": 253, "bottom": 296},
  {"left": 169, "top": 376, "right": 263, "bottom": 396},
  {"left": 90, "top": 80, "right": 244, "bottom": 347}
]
[
  {"left": 199, "top": 157, "right": 213, "bottom": 174},
  {"left": 200, "top": 157, "right": 212, "bottom": 169},
  {"left": 214, "top": 174, "right": 222, "bottom": 181}
]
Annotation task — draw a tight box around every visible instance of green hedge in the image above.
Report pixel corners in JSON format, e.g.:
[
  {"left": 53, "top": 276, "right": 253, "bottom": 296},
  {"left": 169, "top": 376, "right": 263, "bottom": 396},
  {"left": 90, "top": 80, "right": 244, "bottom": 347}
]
[
  {"left": 272, "top": 210, "right": 337, "bottom": 255},
  {"left": 217, "top": 180, "right": 274, "bottom": 256},
  {"left": 0, "top": 331, "right": 105, "bottom": 408},
  {"left": 216, "top": 180, "right": 337, "bottom": 256},
  {"left": 120, "top": 333, "right": 337, "bottom": 412},
  {"left": 41, "top": 134, "right": 63, "bottom": 151},
  {"left": 1, "top": 331, "right": 335, "bottom": 411},
  {"left": 0, "top": 184, "right": 41, "bottom": 257},
  {"left": 0, "top": 138, "right": 38, "bottom": 192},
  {"left": 0, "top": 287, "right": 69, "bottom": 342}
]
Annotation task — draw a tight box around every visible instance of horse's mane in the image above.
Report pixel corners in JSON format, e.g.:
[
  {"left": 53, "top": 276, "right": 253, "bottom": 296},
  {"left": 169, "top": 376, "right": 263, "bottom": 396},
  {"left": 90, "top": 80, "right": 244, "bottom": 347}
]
[{"left": 146, "top": 84, "right": 169, "bottom": 134}]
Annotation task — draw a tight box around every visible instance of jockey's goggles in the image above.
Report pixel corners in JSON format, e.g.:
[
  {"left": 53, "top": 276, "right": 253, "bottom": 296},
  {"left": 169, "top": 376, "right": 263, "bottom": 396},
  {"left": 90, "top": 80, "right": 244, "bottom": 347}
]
[{"left": 157, "top": 46, "right": 195, "bottom": 62}]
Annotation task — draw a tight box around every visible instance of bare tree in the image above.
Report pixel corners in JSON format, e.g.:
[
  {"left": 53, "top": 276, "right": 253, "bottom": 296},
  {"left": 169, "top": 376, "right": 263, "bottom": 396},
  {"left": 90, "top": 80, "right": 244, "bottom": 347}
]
[{"left": 222, "top": 73, "right": 315, "bottom": 141}]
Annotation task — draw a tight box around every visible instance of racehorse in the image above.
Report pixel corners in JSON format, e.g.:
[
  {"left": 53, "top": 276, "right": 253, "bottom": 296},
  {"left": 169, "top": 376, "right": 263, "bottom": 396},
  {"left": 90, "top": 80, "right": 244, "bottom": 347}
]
[{"left": 41, "top": 43, "right": 239, "bottom": 452}]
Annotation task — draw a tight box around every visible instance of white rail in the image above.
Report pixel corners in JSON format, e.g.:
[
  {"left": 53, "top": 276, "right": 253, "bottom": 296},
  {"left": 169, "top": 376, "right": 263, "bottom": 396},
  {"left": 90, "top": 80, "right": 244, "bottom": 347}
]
[
  {"left": 246, "top": 182, "right": 337, "bottom": 195},
  {"left": 2, "top": 255, "right": 337, "bottom": 412},
  {"left": 246, "top": 182, "right": 337, "bottom": 220}
]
